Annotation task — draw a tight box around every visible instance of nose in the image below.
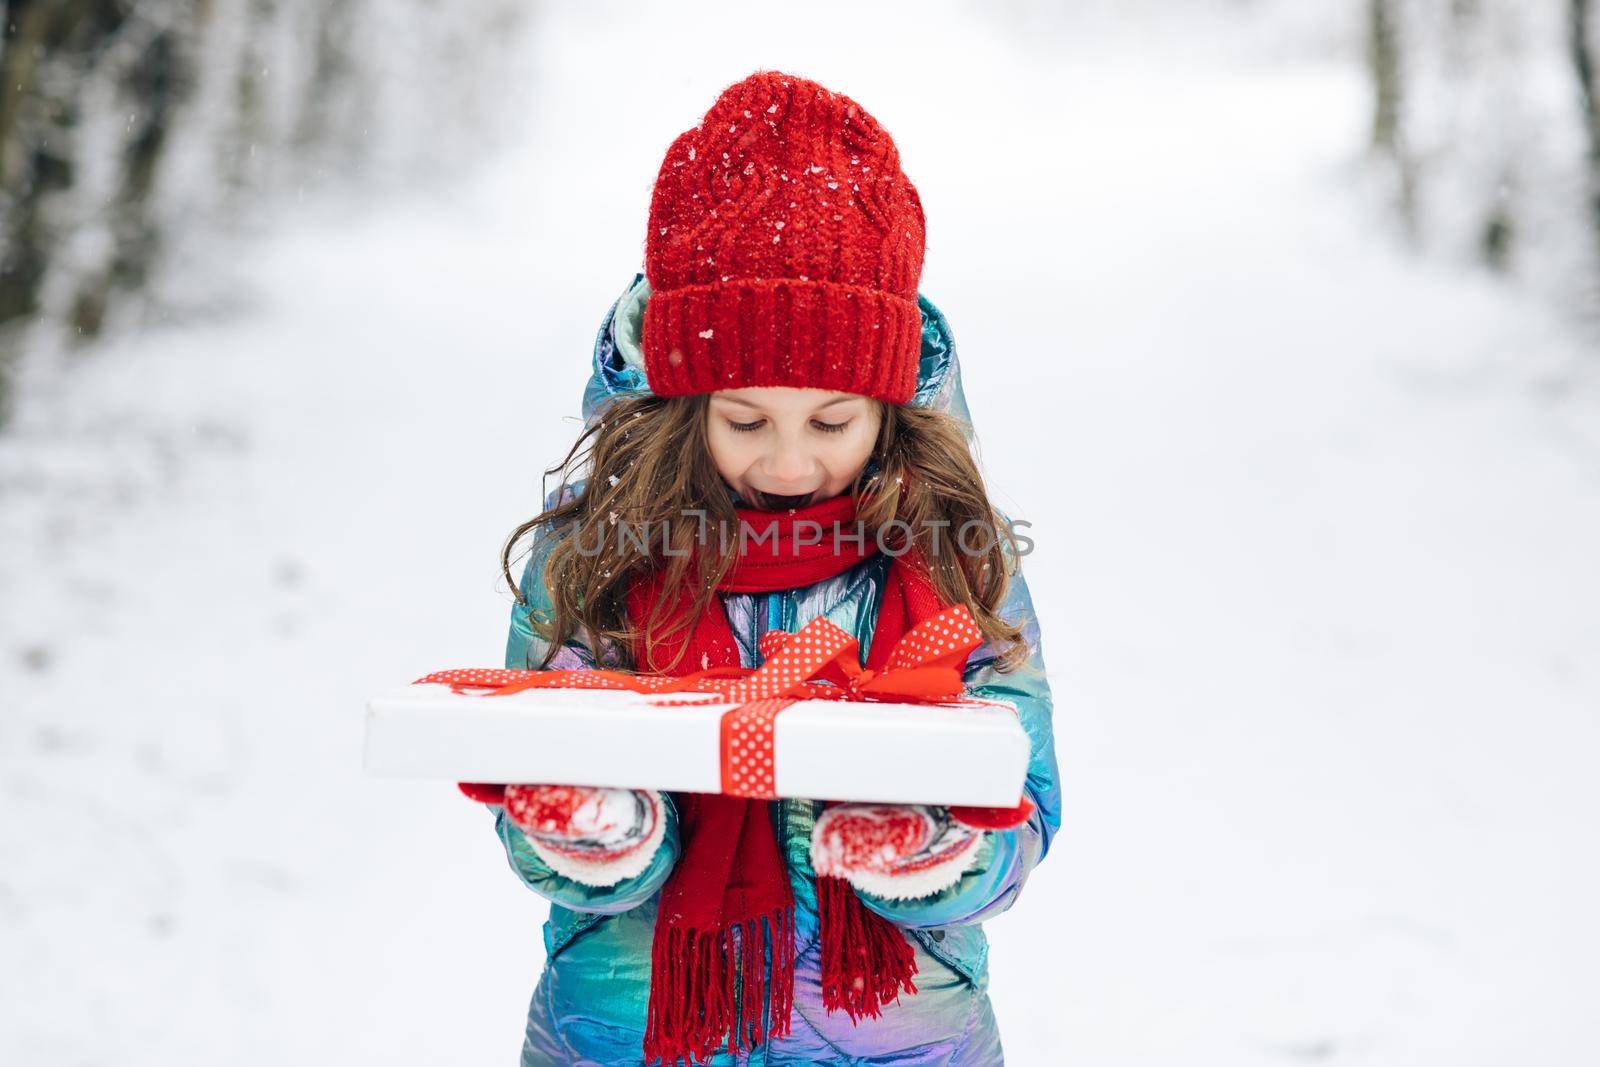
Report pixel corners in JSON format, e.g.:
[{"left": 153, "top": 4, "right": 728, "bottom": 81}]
[{"left": 764, "top": 435, "right": 814, "bottom": 485}]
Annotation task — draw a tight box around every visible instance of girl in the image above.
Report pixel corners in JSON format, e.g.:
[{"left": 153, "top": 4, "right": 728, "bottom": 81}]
[{"left": 461, "top": 71, "right": 1062, "bottom": 1067}]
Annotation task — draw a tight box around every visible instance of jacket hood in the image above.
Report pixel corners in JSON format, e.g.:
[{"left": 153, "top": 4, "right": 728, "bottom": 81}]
[{"left": 580, "top": 273, "right": 975, "bottom": 439}]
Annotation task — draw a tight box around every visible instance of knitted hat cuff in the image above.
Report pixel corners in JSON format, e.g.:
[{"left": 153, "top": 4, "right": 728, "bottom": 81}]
[{"left": 640, "top": 277, "right": 922, "bottom": 406}]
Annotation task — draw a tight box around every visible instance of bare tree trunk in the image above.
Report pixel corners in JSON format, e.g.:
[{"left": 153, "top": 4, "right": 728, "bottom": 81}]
[
  {"left": 1481, "top": 169, "right": 1516, "bottom": 272},
  {"left": 1369, "top": 0, "right": 1403, "bottom": 153},
  {"left": 1572, "top": 0, "right": 1600, "bottom": 289},
  {"left": 1368, "top": 0, "right": 1418, "bottom": 238},
  {"left": 0, "top": 0, "right": 139, "bottom": 420},
  {"left": 68, "top": 9, "right": 197, "bottom": 342}
]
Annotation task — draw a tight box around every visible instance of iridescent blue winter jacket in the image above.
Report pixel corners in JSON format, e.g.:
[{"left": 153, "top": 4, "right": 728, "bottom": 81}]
[{"left": 488, "top": 274, "right": 1061, "bottom": 1065}]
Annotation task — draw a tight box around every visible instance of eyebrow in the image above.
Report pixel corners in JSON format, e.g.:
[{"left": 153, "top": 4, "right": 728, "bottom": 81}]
[
  {"left": 713, "top": 392, "right": 861, "bottom": 413},
  {"left": 814, "top": 394, "right": 860, "bottom": 409}
]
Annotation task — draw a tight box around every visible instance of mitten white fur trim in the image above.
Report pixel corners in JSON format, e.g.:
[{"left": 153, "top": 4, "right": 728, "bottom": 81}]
[
  {"left": 845, "top": 832, "right": 985, "bottom": 900},
  {"left": 526, "top": 791, "right": 669, "bottom": 887}
]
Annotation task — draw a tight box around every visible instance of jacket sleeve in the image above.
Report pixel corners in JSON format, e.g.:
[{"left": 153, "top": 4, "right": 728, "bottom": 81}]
[
  {"left": 853, "top": 534, "right": 1062, "bottom": 929},
  {"left": 485, "top": 482, "right": 681, "bottom": 913}
]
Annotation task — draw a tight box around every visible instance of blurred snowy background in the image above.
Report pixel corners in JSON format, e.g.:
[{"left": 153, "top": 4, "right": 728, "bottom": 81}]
[{"left": 3, "top": 0, "right": 1599, "bottom": 1063}]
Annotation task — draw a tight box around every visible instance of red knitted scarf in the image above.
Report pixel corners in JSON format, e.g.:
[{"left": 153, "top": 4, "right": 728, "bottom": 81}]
[{"left": 625, "top": 490, "right": 946, "bottom": 1066}]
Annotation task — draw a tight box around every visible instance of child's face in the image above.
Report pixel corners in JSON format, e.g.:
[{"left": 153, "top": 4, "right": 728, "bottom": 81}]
[{"left": 706, "top": 387, "right": 882, "bottom": 510}]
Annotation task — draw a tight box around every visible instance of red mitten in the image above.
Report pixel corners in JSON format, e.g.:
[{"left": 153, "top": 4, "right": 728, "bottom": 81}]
[
  {"left": 458, "top": 782, "right": 508, "bottom": 804},
  {"left": 811, "top": 803, "right": 985, "bottom": 901},
  {"left": 500, "top": 783, "right": 668, "bottom": 887},
  {"left": 948, "top": 796, "right": 1035, "bottom": 830}
]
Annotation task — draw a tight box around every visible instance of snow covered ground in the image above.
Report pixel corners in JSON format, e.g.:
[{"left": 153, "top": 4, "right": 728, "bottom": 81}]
[{"left": 4, "top": 3, "right": 1598, "bottom": 1064}]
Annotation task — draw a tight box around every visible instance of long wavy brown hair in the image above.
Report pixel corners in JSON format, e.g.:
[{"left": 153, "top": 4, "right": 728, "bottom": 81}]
[{"left": 500, "top": 392, "right": 1033, "bottom": 676}]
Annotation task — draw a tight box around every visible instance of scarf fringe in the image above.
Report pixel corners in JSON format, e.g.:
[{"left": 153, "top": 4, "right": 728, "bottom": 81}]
[
  {"left": 816, "top": 874, "right": 920, "bottom": 1022},
  {"left": 643, "top": 903, "right": 796, "bottom": 1067}
]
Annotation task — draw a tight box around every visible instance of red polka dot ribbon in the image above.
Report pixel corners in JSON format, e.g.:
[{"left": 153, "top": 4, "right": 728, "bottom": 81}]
[{"left": 415, "top": 604, "right": 988, "bottom": 799}]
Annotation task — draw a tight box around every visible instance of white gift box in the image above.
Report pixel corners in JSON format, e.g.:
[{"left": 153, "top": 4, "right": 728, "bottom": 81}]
[{"left": 363, "top": 682, "right": 1031, "bottom": 807}]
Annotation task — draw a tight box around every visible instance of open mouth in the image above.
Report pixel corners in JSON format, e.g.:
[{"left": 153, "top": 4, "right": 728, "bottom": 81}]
[{"left": 748, "top": 489, "right": 816, "bottom": 511}]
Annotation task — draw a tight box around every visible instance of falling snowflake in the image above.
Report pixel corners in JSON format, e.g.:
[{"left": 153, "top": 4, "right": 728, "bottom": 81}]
[{"left": 699, "top": 328, "right": 715, "bottom": 339}]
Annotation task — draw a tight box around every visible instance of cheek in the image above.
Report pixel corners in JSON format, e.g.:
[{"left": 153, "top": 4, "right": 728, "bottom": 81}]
[
  {"left": 825, "top": 426, "right": 879, "bottom": 478},
  {"left": 705, "top": 428, "right": 751, "bottom": 476}
]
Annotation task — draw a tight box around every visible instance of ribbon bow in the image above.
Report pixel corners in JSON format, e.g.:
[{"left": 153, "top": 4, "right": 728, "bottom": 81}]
[{"left": 422, "top": 605, "right": 1004, "bottom": 801}]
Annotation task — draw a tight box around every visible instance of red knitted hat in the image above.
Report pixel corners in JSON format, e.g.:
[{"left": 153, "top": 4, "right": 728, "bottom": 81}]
[{"left": 642, "top": 71, "right": 927, "bottom": 406}]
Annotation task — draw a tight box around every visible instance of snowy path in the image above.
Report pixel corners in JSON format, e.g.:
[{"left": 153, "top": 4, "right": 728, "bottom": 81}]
[{"left": 4, "top": 5, "right": 1598, "bottom": 1064}]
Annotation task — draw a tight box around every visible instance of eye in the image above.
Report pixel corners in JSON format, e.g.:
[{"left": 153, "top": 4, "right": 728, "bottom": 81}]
[
  {"left": 812, "top": 419, "right": 850, "bottom": 435},
  {"left": 727, "top": 419, "right": 765, "bottom": 433}
]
